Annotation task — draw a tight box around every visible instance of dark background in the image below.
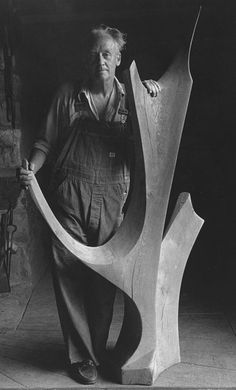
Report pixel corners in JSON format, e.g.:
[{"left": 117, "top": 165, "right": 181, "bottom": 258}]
[{"left": 1, "top": 0, "right": 236, "bottom": 305}]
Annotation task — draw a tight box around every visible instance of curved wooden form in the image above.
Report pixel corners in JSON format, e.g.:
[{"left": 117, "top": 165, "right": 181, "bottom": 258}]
[{"left": 29, "top": 12, "right": 203, "bottom": 385}]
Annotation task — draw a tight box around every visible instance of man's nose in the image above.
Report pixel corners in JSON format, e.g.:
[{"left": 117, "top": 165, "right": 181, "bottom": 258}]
[{"left": 98, "top": 53, "right": 105, "bottom": 65}]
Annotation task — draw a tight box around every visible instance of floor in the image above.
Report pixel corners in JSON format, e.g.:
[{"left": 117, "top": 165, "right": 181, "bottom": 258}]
[{"left": 1, "top": 270, "right": 236, "bottom": 389}]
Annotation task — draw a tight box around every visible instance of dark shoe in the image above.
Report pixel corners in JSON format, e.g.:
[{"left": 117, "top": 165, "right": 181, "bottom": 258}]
[{"left": 70, "top": 359, "right": 97, "bottom": 384}]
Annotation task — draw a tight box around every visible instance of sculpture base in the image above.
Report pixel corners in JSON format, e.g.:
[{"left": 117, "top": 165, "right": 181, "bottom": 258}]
[{"left": 120, "top": 352, "right": 180, "bottom": 385}]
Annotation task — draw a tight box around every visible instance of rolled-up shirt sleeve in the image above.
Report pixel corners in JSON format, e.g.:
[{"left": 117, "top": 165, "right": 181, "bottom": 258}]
[{"left": 33, "top": 83, "right": 74, "bottom": 157}]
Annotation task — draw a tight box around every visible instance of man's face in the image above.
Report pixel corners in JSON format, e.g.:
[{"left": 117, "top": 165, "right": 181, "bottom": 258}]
[{"left": 87, "top": 33, "right": 121, "bottom": 82}]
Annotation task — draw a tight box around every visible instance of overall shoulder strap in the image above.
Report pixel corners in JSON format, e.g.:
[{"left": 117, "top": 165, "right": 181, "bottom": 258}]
[
  {"left": 54, "top": 81, "right": 83, "bottom": 171},
  {"left": 119, "top": 83, "right": 128, "bottom": 111},
  {"left": 118, "top": 83, "right": 129, "bottom": 124},
  {"left": 73, "top": 80, "right": 87, "bottom": 113}
]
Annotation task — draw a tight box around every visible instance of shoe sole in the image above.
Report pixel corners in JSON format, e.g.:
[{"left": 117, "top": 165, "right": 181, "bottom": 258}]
[{"left": 71, "top": 372, "right": 97, "bottom": 385}]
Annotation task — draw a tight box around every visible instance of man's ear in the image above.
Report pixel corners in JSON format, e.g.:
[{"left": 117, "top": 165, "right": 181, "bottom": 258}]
[{"left": 116, "top": 52, "right": 121, "bottom": 66}]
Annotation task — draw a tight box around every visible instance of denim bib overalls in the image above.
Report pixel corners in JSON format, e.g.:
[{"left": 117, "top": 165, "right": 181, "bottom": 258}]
[{"left": 51, "top": 88, "right": 133, "bottom": 365}]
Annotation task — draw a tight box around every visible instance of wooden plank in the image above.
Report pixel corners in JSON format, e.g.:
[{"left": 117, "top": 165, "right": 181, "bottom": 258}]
[
  {"left": 156, "top": 362, "right": 236, "bottom": 388},
  {"left": 1, "top": 276, "right": 236, "bottom": 388},
  {"left": 0, "top": 355, "right": 76, "bottom": 388},
  {"left": 18, "top": 272, "right": 61, "bottom": 332},
  {"left": 0, "top": 282, "right": 32, "bottom": 332},
  {"left": 0, "top": 370, "right": 24, "bottom": 388}
]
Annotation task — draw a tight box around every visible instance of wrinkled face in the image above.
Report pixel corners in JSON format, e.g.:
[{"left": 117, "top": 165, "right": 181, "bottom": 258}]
[{"left": 87, "top": 33, "right": 121, "bottom": 82}]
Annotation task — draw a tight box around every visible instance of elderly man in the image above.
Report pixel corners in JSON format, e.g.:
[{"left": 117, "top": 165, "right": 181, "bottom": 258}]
[{"left": 20, "top": 25, "right": 159, "bottom": 384}]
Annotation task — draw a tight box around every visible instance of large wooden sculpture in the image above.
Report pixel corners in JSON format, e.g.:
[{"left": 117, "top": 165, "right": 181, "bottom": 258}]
[{"left": 28, "top": 13, "right": 203, "bottom": 385}]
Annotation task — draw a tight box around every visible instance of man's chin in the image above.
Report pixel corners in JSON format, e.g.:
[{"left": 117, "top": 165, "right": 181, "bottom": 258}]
[{"left": 95, "top": 72, "right": 109, "bottom": 80}]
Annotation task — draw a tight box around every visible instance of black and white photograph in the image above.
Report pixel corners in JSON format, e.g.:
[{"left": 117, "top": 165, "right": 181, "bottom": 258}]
[{"left": 0, "top": 0, "right": 235, "bottom": 388}]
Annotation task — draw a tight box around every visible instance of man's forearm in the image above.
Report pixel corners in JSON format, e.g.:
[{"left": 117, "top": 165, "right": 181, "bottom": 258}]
[{"left": 29, "top": 149, "right": 47, "bottom": 174}]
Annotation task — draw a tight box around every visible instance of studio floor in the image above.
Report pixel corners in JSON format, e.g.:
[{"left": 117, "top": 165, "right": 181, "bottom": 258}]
[{"left": 1, "top": 270, "right": 236, "bottom": 389}]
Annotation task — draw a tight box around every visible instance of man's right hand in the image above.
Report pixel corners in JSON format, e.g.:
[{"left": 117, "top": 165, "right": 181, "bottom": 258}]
[{"left": 18, "top": 159, "right": 35, "bottom": 189}]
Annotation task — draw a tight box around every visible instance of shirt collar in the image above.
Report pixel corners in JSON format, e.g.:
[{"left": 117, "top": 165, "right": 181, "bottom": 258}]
[{"left": 78, "top": 77, "right": 124, "bottom": 101}]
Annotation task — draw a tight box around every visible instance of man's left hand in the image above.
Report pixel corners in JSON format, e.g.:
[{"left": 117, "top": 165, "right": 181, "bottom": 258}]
[{"left": 142, "top": 80, "right": 160, "bottom": 97}]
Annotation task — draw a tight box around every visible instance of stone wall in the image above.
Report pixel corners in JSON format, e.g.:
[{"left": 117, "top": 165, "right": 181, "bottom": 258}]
[
  {"left": 0, "top": 54, "right": 50, "bottom": 329},
  {"left": 0, "top": 129, "right": 49, "bottom": 289}
]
